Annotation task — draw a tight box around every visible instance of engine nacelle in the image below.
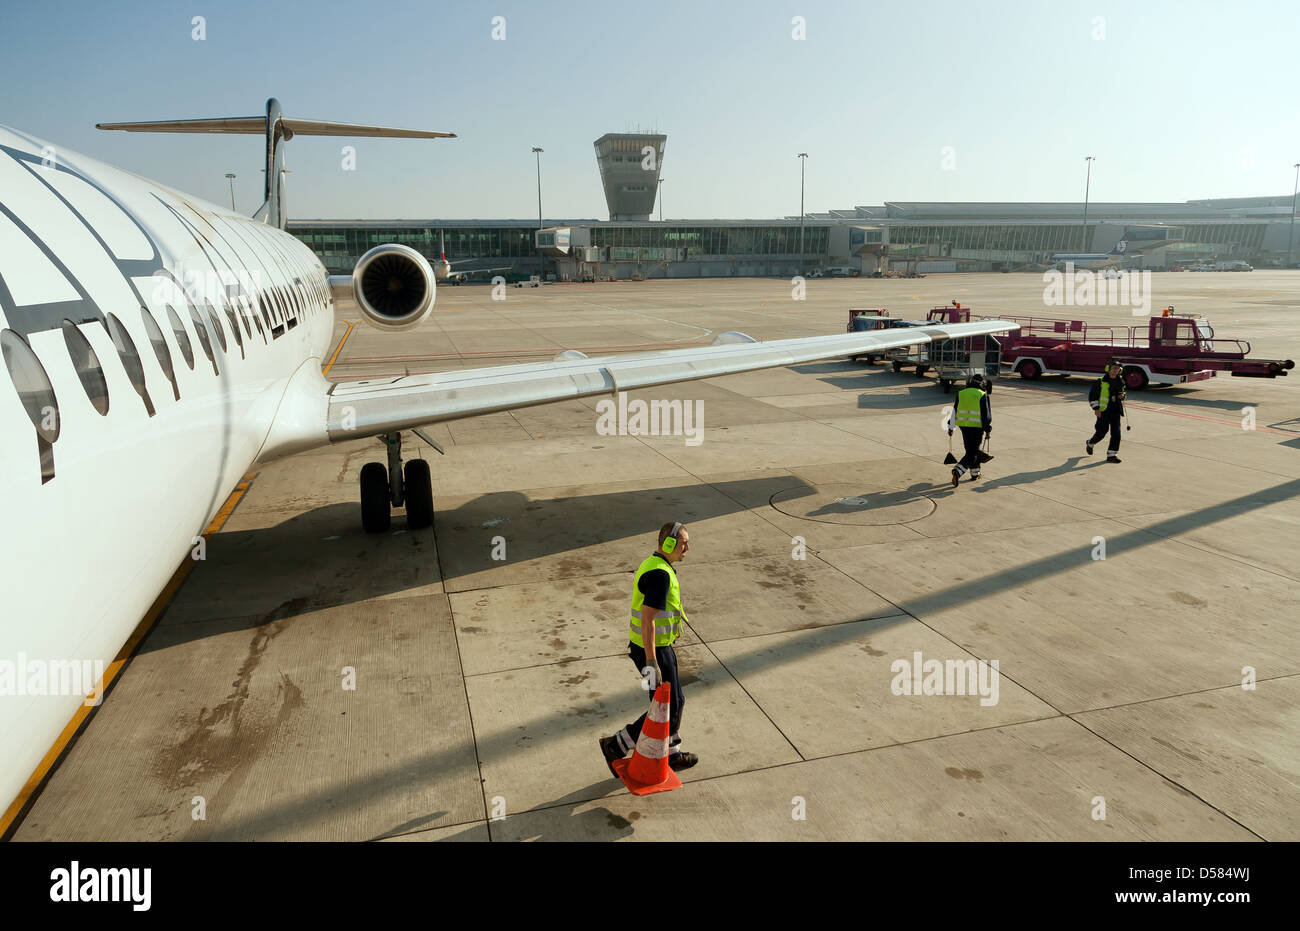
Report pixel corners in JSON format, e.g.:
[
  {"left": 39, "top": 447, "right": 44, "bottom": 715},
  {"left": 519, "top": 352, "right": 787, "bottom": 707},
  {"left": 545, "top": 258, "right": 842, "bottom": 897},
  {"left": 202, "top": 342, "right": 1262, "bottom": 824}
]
[{"left": 351, "top": 243, "right": 436, "bottom": 330}]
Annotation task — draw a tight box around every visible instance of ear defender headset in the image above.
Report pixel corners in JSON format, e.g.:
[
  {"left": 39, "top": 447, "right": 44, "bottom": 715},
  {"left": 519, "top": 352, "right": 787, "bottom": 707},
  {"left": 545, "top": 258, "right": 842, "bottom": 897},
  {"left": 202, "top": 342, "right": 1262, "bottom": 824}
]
[{"left": 661, "top": 521, "right": 684, "bottom": 554}]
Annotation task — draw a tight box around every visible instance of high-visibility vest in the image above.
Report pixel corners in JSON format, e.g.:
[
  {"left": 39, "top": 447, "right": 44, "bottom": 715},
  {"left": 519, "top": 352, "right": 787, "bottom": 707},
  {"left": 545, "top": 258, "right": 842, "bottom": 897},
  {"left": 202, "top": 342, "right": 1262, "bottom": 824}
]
[
  {"left": 629, "top": 554, "right": 687, "bottom": 648},
  {"left": 1099, "top": 378, "right": 1113, "bottom": 412},
  {"left": 954, "top": 387, "right": 985, "bottom": 428}
]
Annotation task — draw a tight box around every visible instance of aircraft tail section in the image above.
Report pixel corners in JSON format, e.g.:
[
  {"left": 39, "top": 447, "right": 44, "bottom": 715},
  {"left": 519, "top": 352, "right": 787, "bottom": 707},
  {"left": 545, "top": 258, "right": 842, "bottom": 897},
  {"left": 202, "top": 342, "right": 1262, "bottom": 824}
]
[{"left": 97, "top": 98, "right": 455, "bottom": 229}]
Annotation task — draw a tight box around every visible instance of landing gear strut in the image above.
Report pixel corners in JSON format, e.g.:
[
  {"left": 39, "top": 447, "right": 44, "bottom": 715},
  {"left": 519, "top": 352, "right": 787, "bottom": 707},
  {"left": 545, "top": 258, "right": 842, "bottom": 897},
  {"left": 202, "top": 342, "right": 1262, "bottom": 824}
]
[{"left": 359, "top": 431, "right": 436, "bottom": 532}]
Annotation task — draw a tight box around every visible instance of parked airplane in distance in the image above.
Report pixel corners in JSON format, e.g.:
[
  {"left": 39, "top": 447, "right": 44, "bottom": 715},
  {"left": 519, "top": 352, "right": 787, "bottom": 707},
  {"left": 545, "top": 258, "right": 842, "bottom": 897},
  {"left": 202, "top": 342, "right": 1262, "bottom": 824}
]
[
  {"left": 1050, "top": 236, "right": 1171, "bottom": 271},
  {"left": 433, "top": 232, "right": 511, "bottom": 285}
]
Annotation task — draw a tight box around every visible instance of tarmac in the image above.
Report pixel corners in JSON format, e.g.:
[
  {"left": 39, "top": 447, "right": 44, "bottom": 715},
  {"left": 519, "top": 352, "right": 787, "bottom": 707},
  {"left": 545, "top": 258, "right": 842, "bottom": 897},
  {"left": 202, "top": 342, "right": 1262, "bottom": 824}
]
[{"left": 14, "top": 271, "right": 1300, "bottom": 841}]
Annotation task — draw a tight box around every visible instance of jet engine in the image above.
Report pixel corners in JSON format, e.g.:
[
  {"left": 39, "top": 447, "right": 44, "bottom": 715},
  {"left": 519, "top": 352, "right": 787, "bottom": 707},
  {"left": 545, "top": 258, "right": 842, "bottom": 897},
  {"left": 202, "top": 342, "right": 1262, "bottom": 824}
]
[{"left": 350, "top": 243, "right": 436, "bottom": 330}]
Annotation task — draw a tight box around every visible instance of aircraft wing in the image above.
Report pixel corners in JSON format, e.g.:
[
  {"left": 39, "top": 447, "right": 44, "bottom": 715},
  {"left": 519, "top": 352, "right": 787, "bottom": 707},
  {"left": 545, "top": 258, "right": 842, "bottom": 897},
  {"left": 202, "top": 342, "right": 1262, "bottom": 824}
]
[{"left": 312, "top": 320, "right": 1018, "bottom": 445}]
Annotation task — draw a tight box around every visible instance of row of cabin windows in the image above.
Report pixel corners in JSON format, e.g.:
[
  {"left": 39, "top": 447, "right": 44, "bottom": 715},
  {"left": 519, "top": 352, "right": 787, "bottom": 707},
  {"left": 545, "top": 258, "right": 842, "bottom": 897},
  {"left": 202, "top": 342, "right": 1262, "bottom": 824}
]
[
  {"left": 2, "top": 261, "right": 330, "bottom": 453},
  {"left": 1, "top": 200, "right": 332, "bottom": 481}
]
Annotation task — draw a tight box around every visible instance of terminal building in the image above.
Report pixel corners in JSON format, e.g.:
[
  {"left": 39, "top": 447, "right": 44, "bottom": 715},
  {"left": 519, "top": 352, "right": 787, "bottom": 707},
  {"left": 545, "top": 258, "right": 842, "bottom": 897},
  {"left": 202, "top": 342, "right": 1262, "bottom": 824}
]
[{"left": 289, "top": 133, "right": 1299, "bottom": 277}]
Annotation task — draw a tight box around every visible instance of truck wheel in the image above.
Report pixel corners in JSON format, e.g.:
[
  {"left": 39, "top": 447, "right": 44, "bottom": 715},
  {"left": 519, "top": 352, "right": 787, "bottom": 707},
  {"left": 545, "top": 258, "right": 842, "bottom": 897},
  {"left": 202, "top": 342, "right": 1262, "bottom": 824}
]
[
  {"left": 892, "top": 360, "right": 904, "bottom": 373},
  {"left": 1123, "top": 366, "right": 1149, "bottom": 390},
  {"left": 1019, "top": 360, "right": 1042, "bottom": 380},
  {"left": 940, "top": 378, "right": 952, "bottom": 393},
  {"left": 915, "top": 365, "right": 929, "bottom": 377}
]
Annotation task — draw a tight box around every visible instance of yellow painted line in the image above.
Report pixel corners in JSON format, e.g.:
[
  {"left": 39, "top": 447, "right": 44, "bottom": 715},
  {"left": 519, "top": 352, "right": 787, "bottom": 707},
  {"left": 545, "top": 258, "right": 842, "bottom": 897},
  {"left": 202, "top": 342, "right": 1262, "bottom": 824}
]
[
  {"left": 0, "top": 472, "right": 258, "bottom": 839},
  {"left": 323, "top": 321, "right": 356, "bottom": 376}
]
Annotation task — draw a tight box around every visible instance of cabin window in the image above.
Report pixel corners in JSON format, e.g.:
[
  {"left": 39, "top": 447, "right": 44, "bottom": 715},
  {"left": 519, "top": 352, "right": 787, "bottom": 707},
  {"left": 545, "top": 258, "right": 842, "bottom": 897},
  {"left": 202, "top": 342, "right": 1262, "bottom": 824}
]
[
  {"left": 232, "top": 288, "right": 254, "bottom": 340},
  {"left": 105, "top": 313, "right": 155, "bottom": 415},
  {"left": 188, "top": 305, "right": 218, "bottom": 375},
  {"left": 141, "top": 306, "right": 179, "bottom": 399},
  {"left": 166, "top": 304, "right": 195, "bottom": 369},
  {"left": 1, "top": 328, "right": 60, "bottom": 483},
  {"left": 61, "top": 319, "right": 110, "bottom": 415},
  {"left": 204, "top": 301, "right": 228, "bottom": 352},
  {"left": 223, "top": 303, "right": 244, "bottom": 355},
  {"left": 1, "top": 328, "right": 60, "bottom": 442},
  {"left": 256, "top": 289, "right": 272, "bottom": 329}
]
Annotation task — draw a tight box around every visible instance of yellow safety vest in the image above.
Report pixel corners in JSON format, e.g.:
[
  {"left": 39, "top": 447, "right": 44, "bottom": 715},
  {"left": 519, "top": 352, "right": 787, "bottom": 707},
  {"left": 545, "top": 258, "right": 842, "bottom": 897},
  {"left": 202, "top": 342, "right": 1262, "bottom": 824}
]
[
  {"left": 954, "top": 387, "right": 985, "bottom": 428},
  {"left": 1099, "top": 379, "right": 1112, "bottom": 412},
  {"left": 629, "top": 554, "right": 687, "bottom": 647}
]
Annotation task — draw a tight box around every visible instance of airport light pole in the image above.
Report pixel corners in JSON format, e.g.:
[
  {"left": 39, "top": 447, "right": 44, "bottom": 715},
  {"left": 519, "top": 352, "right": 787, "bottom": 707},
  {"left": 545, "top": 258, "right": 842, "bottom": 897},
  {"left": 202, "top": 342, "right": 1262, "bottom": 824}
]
[
  {"left": 532, "top": 147, "right": 544, "bottom": 277},
  {"left": 798, "top": 152, "right": 808, "bottom": 271},
  {"left": 1080, "top": 156, "right": 1095, "bottom": 252},
  {"left": 1288, "top": 162, "right": 1299, "bottom": 268},
  {"left": 224, "top": 172, "right": 236, "bottom": 211}
]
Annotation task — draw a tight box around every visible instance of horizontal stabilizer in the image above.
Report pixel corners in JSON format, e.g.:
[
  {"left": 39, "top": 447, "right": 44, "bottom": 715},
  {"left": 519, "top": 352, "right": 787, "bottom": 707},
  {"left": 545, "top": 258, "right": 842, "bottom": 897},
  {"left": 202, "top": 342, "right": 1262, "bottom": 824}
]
[
  {"left": 96, "top": 117, "right": 265, "bottom": 133},
  {"left": 96, "top": 98, "right": 454, "bottom": 229},
  {"left": 96, "top": 117, "right": 454, "bottom": 139}
]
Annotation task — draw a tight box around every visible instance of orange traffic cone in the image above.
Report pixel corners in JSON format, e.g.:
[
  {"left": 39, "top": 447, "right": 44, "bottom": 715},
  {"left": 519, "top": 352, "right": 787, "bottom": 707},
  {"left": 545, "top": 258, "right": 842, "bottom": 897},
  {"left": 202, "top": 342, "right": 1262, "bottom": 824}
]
[{"left": 611, "top": 682, "right": 683, "bottom": 795}]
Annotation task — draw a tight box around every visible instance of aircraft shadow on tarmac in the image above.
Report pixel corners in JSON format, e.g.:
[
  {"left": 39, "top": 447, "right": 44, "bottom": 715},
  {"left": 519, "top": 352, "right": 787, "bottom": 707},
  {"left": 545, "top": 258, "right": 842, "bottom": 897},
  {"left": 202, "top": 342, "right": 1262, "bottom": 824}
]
[
  {"left": 129, "top": 475, "right": 1300, "bottom": 840},
  {"left": 137, "top": 474, "right": 820, "bottom": 652}
]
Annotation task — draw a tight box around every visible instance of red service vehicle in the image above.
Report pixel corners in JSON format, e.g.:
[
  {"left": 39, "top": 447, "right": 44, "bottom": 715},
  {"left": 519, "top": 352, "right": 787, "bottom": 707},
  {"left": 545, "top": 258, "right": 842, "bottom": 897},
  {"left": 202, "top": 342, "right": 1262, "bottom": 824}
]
[{"left": 991, "top": 311, "right": 1294, "bottom": 389}]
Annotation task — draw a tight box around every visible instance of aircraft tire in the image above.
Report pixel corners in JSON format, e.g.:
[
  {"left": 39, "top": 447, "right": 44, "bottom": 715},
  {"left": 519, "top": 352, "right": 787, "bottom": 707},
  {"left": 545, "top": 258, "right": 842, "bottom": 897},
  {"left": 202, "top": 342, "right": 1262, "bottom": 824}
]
[
  {"left": 404, "top": 459, "right": 434, "bottom": 530},
  {"left": 361, "top": 462, "right": 391, "bottom": 533}
]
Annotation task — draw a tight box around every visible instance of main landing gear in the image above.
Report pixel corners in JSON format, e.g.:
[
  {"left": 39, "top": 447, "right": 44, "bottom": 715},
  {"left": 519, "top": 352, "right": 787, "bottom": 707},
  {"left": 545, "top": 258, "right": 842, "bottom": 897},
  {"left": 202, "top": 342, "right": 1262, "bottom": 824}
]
[{"left": 359, "top": 430, "right": 436, "bottom": 533}]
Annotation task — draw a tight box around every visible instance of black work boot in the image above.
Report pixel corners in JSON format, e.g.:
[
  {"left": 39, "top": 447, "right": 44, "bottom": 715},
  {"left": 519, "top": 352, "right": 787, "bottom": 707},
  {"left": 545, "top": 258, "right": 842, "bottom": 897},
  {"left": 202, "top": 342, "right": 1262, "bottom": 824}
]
[
  {"left": 668, "top": 751, "right": 699, "bottom": 772},
  {"left": 599, "top": 736, "right": 625, "bottom": 777}
]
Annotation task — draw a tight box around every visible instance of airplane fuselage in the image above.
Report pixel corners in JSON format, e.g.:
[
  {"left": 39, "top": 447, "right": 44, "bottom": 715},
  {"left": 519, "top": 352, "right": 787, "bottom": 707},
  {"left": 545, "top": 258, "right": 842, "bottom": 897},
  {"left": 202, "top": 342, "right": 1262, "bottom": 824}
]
[{"left": 0, "top": 126, "right": 335, "bottom": 813}]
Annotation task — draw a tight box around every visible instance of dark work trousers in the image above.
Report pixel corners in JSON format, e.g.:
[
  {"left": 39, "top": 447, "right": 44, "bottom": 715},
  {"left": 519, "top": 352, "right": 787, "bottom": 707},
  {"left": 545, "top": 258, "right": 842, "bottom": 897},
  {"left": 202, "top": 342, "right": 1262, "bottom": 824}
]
[
  {"left": 955, "top": 426, "right": 984, "bottom": 474},
  {"left": 1089, "top": 409, "right": 1122, "bottom": 454},
  {"left": 621, "top": 641, "right": 684, "bottom": 754}
]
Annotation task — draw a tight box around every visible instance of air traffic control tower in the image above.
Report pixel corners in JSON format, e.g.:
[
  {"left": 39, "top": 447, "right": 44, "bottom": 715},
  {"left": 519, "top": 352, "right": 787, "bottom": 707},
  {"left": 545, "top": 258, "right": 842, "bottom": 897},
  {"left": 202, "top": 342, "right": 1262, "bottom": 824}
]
[{"left": 594, "top": 132, "right": 666, "bottom": 221}]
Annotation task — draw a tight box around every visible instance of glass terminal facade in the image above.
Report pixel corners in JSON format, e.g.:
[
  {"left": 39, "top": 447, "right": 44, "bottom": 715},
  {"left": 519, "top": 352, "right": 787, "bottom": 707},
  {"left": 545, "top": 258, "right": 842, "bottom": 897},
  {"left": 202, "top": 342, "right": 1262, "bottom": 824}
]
[
  {"left": 288, "top": 203, "right": 1288, "bottom": 278},
  {"left": 289, "top": 222, "right": 831, "bottom": 277}
]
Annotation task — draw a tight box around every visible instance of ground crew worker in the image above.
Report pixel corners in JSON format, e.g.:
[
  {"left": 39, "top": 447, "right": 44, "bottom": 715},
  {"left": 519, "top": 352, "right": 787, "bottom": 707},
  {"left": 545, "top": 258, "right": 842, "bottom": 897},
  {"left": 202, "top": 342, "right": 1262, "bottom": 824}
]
[
  {"left": 599, "top": 521, "right": 699, "bottom": 775},
  {"left": 1086, "top": 360, "right": 1127, "bottom": 463},
  {"left": 950, "top": 374, "right": 992, "bottom": 486}
]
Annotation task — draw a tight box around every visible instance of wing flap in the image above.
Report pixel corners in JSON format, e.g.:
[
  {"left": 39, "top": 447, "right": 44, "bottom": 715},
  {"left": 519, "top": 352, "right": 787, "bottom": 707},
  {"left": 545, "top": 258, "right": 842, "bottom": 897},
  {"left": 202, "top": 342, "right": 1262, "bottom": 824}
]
[{"left": 323, "top": 321, "right": 1016, "bottom": 441}]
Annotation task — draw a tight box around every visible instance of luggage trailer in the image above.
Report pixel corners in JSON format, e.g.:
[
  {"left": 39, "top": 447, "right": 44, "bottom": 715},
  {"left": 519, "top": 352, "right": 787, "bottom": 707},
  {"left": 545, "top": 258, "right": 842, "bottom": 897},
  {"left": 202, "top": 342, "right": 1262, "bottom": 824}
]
[
  {"left": 846, "top": 308, "right": 923, "bottom": 366},
  {"left": 847, "top": 304, "right": 1004, "bottom": 391},
  {"left": 987, "top": 312, "right": 1295, "bottom": 390}
]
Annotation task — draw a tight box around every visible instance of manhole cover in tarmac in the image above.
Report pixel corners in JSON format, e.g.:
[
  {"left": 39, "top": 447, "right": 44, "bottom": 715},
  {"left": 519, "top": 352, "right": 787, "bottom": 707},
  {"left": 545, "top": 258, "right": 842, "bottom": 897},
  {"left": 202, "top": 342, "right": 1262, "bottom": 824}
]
[{"left": 770, "top": 482, "right": 937, "bottom": 526}]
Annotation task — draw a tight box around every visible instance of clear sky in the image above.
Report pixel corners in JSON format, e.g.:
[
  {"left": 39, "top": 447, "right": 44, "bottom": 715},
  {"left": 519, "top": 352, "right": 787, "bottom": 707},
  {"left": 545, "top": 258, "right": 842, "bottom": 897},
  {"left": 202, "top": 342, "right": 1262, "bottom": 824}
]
[{"left": 3, "top": 0, "right": 1297, "bottom": 220}]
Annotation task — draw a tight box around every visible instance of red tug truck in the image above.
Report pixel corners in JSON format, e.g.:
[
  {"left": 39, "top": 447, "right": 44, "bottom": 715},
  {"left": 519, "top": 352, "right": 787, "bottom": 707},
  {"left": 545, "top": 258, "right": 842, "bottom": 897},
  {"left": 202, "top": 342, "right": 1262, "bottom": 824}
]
[
  {"left": 848, "top": 304, "right": 1294, "bottom": 390},
  {"left": 991, "top": 308, "right": 1294, "bottom": 390}
]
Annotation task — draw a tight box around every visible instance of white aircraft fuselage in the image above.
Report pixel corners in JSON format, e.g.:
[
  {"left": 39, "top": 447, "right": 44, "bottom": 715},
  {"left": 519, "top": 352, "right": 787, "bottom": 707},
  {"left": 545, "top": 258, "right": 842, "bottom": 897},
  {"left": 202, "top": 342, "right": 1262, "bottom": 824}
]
[{"left": 0, "top": 125, "right": 335, "bottom": 814}]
